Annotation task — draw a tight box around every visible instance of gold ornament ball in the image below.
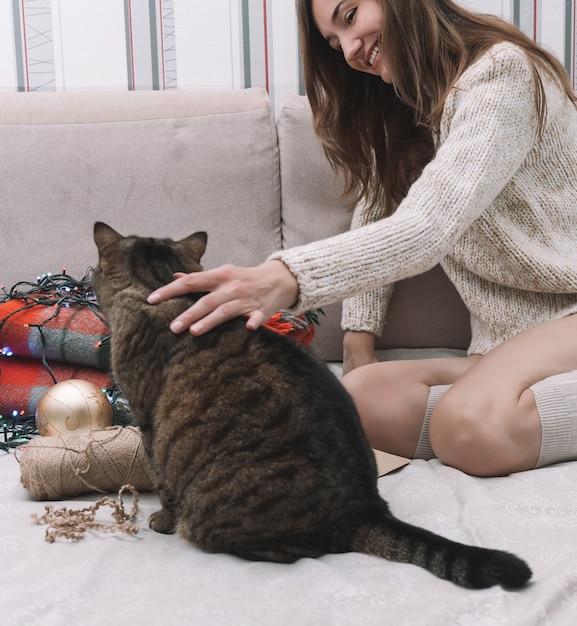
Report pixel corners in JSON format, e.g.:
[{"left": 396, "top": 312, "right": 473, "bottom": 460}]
[{"left": 35, "top": 379, "right": 113, "bottom": 437}]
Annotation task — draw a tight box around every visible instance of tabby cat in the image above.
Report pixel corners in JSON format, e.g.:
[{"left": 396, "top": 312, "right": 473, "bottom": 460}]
[{"left": 92, "top": 221, "right": 531, "bottom": 590}]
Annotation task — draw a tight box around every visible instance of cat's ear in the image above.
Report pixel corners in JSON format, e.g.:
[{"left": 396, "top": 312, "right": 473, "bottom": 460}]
[
  {"left": 94, "top": 222, "right": 123, "bottom": 250},
  {"left": 179, "top": 231, "right": 207, "bottom": 262}
]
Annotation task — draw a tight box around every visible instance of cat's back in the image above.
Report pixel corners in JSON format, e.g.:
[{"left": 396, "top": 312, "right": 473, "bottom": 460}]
[{"left": 153, "top": 318, "right": 377, "bottom": 494}]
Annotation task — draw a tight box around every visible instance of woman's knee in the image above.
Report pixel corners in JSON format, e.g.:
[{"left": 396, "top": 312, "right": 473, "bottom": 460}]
[
  {"left": 340, "top": 364, "right": 374, "bottom": 405},
  {"left": 429, "top": 388, "right": 535, "bottom": 476},
  {"left": 341, "top": 363, "right": 430, "bottom": 456},
  {"left": 341, "top": 364, "right": 406, "bottom": 431},
  {"left": 429, "top": 393, "right": 496, "bottom": 475},
  {"left": 342, "top": 363, "right": 425, "bottom": 421}
]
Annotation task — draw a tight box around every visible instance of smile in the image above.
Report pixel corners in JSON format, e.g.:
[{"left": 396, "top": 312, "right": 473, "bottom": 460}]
[{"left": 369, "top": 46, "right": 379, "bottom": 67}]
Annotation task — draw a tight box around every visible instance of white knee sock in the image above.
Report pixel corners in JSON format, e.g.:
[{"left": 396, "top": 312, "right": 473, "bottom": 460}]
[
  {"left": 530, "top": 371, "right": 577, "bottom": 468},
  {"left": 413, "top": 384, "right": 451, "bottom": 460}
]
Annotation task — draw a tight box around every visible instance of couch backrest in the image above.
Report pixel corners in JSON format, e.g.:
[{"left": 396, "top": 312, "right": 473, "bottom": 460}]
[
  {"left": 0, "top": 88, "right": 470, "bottom": 362},
  {"left": 0, "top": 88, "right": 280, "bottom": 286}
]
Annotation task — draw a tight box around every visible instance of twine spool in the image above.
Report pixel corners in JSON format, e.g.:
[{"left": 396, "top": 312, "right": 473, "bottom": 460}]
[{"left": 19, "top": 426, "right": 154, "bottom": 501}]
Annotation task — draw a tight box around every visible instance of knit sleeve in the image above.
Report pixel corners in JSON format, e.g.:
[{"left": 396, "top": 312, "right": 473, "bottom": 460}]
[
  {"left": 268, "top": 44, "right": 539, "bottom": 313},
  {"left": 340, "top": 285, "right": 394, "bottom": 335},
  {"left": 340, "top": 199, "right": 394, "bottom": 334}
]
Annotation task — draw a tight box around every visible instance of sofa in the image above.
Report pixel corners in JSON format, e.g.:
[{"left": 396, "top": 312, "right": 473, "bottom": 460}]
[{"left": 1, "top": 88, "right": 576, "bottom": 625}]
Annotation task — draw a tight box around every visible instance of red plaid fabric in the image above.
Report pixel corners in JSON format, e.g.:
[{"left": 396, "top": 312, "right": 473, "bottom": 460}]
[
  {"left": 262, "top": 312, "right": 316, "bottom": 346},
  {"left": 0, "top": 356, "right": 113, "bottom": 416},
  {"left": 0, "top": 299, "right": 109, "bottom": 368}
]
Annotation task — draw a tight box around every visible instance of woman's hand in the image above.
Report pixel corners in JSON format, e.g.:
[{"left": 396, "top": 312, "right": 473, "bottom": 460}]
[
  {"left": 343, "top": 331, "right": 379, "bottom": 374},
  {"left": 147, "top": 260, "right": 299, "bottom": 335}
]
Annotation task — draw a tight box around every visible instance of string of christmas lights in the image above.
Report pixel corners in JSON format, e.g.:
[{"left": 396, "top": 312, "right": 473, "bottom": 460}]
[
  {"left": 0, "top": 268, "right": 117, "bottom": 451},
  {"left": 0, "top": 268, "right": 108, "bottom": 383},
  {"left": 0, "top": 412, "right": 37, "bottom": 453}
]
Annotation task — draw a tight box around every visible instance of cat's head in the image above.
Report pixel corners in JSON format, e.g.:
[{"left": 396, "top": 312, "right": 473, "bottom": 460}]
[{"left": 93, "top": 222, "right": 208, "bottom": 305}]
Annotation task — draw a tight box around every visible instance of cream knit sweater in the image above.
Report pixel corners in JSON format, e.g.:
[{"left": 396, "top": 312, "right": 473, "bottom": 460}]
[{"left": 269, "top": 43, "right": 577, "bottom": 355}]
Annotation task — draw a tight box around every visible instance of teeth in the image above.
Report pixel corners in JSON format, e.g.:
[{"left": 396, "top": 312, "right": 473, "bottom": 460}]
[{"left": 369, "top": 46, "right": 379, "bottom": 67}]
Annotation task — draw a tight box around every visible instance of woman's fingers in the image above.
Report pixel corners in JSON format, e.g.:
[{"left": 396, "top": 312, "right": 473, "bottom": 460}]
[
  {"left": 147, "top": 267, "right": 230, "bottom": 303},
  {"left": 147, "top": 261, "right": 299, "bottom": 335},
  {"left": 170, "top": 290, "right": 263, "bottom": 335}
]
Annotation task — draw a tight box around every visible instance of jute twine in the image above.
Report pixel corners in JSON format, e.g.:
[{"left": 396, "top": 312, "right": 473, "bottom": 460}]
[
  {"left": 33, "top": 484, "right": 141, "bottom": 543},
  {"left": 19, "top": 426, "right": 154, "bottom": 501}
]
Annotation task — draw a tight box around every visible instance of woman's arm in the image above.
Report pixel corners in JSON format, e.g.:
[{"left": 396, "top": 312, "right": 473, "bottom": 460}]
[{"left": 149, "top": 45, "right": 538, "bottom": 335}]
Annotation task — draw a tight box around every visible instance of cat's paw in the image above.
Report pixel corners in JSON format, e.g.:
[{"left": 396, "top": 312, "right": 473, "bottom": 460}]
[{"left": 149, "top": 509, "right": 176, "bottom": 534}]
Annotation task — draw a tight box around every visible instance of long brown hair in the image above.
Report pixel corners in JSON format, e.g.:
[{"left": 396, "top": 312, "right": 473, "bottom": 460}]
[{"left": 297, "top": 0, "right": 577, "bottom": 215}]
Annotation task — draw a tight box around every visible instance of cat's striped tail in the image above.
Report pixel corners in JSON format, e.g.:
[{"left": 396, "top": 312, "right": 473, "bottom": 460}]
[{"left": 351, "top": 512, "right": 532, "bottom": 589}]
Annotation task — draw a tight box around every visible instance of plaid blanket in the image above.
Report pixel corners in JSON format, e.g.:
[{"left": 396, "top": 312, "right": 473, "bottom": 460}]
[
  {"left": 0, "top": 356, "right": 113, "bottom": 417},
  {"left": 0, "top": 298, "right": 110, "bottom": 369}
]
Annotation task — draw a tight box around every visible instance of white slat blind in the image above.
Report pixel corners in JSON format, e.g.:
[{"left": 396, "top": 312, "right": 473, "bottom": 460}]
[{"left": 0, "top": 0, "right": 575, "bottom": 95}]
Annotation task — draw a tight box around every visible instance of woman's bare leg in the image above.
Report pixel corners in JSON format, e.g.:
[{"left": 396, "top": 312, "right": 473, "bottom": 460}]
[
  {"left": 431, "top": 314, "right": 577, "bottom": 476},
  {"left": 342, "top": 314, "right": 577, "bottom": 477},
  {"left": 341, "top": 355, "right": 480, "bottom": 457}
]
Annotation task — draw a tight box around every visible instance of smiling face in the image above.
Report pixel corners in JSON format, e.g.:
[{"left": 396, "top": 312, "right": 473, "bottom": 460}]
[{"left": 311, "top": 0, "right": 392, "bottom": 83}]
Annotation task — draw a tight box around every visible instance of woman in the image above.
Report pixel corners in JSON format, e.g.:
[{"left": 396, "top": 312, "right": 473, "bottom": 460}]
[{"left": 148, "top": 0, "right": 577, "bottom": 477}]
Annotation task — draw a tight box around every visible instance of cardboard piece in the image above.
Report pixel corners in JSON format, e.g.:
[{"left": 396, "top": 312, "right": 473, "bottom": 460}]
[{"left": 373, "top": 449, "right": 411, "bottom": 477}]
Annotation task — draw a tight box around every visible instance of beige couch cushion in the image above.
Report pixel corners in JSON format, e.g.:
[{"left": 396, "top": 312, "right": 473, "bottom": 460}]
[
  {"left": 277, "top": 94, "right": 471, "bottom": 359},
  {"left": 0, "top": 88, "right": 281, "bottom": 288}
]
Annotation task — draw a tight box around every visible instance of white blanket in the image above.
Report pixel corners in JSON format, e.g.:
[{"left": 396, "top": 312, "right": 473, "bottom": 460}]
[{"left": 3, "top": 450, "right": 577, "bottom": 625}]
